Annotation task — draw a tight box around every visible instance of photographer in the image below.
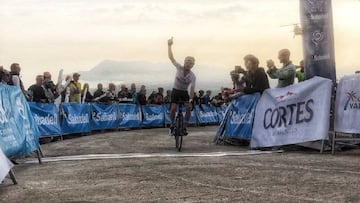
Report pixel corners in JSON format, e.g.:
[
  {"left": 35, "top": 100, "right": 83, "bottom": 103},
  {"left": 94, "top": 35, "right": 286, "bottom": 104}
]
[
  {"left": 266, "top": 49, "right": 296, "bottom": 88},
  {"left": 230, "top": 55, "right": 269, "bottom": 100},
  {"left": 241, "top": 54, "right": 270, "bottom": 94}
]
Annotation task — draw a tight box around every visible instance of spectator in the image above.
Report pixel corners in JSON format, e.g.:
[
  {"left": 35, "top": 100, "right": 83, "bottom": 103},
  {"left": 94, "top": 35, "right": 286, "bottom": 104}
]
[
  {"left": 267, "top": 49, "right": 296, "bottom": 88},
  {"left": 198, "top": 90, "right": 205, "bottom": 104},
  {"left": 0, "top": 68, "right": 10, "bottom": 84},
  {"left": 163, "top": 89, "right": 172, "bottom": 104},
  {"left": 28, "top": 75, "right": 47, "bottom": 103},
  {"left": 8, "top": 63, "right": 29, "bottom": 100},
  {"left": 192, "top": 92, "right": 199, "bottom": 105},
  {"left": 137, "top": 85, "right": 147, "bottom": 105},
  {"left": 221, "top": 88, "right": 231, "bottom": 104},
  {"left": 93, "top": 83, "right": 107, "bottom": 103},
  {"left": 118, "top": 84, "right": 132, "bottom": 103},
  {"left": 81, "top": 83, "right": 94, "bottom": 103},
  {"left": 147, "top": 91, "right": 156, "bottom": 105},
  {"left": 105, "top": 82, "right": 117, "bottom": 103},
  {"left": 295, "top": 60, "right": 305, "bottom": 82},
  {"left": 61, "top": 75, "right": 72, "bottom": 102},
  {"left": 238, "top": 54, "right": 270, "bottom": 94},
  {"left": 157, "top": 87, "right": 164, "bottom": 104},
  {"left": 211, "top": 92, "right": 225, "bottom": 107},
  {"left": 71, "top": 73, "right": 82, "bottom": 102},
  {"left": 129, "top": 83, "right": 137, "bottom": 104},
  {"left": 148, "top": 91, "right": 163, "bottom": 105},
  {"left": 43, "top": 71, "right": 59, "bottom": 103},
  {"left": 147, "top": 87, "right": 164, "bottom": 105},
  {"left": 67, "top": 75, "right": 80, "bottom": 103},
  {"left": 203, "top": 90, "right": 212, "bottom": 104},
  {"left": 147, "top": 90, "right": 155, "bottom": 104},
  {"left": 0, "top": 66, "right": 3, "bottom": 82},
  {"left": 266, "top": 59, "right": 276, "bottom": 70}
]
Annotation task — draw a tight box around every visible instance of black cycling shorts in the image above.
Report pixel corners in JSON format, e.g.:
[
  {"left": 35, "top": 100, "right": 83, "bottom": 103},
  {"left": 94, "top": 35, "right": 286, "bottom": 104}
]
[{"left": 171, "top": 88, "right": 189, "bottom": 103}]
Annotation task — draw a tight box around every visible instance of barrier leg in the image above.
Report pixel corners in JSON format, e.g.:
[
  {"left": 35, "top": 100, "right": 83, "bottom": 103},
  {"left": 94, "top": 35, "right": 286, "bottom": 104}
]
[
  {"left": 38, "top": 145, "right": 44, "bottom": 158},
  {"left": 36, "top": 150, "right": 42, "bottom": 164},
  {"left": 320, "top": 140, "right": 325, "bottom": 154},
  {"left": 9, "top": 169, "right": 17, "bottom": 185},
  {"left": 332, "top": 132, "right": 336, "bottom": 155}
]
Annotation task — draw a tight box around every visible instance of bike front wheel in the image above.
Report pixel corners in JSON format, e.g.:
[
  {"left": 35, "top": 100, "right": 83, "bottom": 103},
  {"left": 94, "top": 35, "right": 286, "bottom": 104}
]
[
  {"left": 175, "top": 116, "right": 183, "bottom": 151},
  {"left": 175, "top": 133, "right": 183, "bottom": 151}
]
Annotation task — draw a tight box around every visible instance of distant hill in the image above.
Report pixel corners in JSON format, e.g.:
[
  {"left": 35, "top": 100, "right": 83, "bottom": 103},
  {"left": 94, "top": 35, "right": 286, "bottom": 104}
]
[{"left": 78, "top": 60, "right": 233, "bottom": 94}]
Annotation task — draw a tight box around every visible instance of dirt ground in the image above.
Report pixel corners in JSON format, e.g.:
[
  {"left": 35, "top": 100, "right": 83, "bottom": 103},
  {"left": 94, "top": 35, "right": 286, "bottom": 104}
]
[{"left": 1, "top": 126, "right": 359, "bottom": 203}]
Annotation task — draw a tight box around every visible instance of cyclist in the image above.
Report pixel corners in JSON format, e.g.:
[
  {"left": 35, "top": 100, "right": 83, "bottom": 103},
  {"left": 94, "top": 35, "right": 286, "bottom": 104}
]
[{"left": 167, "top": 37, "right": 196, "bottom": 136}]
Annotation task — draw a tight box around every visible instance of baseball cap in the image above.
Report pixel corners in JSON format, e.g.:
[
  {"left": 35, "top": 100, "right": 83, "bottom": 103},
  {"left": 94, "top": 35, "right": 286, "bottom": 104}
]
[{"left": 73, "top": 72, "right": 80, "bottom": 77}]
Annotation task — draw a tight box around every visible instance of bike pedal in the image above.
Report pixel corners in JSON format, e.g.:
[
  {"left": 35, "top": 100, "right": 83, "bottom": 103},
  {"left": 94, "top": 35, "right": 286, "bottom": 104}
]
[
  {"left": 183, "top": 128, "right": 188, "bottom": 136},
  {"left": 168, "top": 127, "right": 174, "bottom": 136}
]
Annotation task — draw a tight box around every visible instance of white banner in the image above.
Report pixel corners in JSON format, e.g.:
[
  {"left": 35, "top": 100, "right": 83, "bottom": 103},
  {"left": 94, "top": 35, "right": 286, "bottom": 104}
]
[
  {"left": 0, "top": 148, "right": 13, "bottom": 183},
  {"left": 251, "top": 77, "right": 332, "bottom": 148},
  {"left": 334, "top": 74, "right": 360, "bottom": 133}
]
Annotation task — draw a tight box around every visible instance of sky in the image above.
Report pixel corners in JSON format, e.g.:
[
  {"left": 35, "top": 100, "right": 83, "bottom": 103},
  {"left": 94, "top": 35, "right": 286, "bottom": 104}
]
[{"left": 0, "top": 0, "right": 359, "bottom": 88}]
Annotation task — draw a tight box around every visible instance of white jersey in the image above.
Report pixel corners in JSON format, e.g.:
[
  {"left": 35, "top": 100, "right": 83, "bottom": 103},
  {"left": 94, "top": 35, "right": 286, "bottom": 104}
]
[{"left": 172, "top": 61, "right": 196, "bottom": 91}]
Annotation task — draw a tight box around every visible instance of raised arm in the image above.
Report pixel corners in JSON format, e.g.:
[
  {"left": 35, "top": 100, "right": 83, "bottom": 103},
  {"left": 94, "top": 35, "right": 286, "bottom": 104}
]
[{"left": 168, "top": 37, "right": 176, "bottom": 64}]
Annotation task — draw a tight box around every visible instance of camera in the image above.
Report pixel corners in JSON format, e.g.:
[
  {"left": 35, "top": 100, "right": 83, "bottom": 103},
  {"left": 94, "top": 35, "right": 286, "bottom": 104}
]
[
  {"left": 43, "top": 79, "right": 56, "bottom": 90},
  {"left": 235, "top": 66, "right": 245, "bottom": 74}
]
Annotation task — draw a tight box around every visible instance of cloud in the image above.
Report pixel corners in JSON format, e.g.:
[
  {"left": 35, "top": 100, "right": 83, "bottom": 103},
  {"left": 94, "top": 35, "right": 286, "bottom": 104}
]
[{"left": 1, "top": 0, "right": 359, "bottom": 88}]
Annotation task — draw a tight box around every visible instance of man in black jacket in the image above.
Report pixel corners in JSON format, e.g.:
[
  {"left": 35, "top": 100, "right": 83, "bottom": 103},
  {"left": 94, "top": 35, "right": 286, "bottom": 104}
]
[{"left": 237, "top": 54, "right": 270, "bottom": 94}]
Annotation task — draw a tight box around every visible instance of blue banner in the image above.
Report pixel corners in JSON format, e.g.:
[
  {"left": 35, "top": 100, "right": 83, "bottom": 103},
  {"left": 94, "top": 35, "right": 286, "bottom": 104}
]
[
  {"left": 0, "top": 85, "right": 40, "bottom": 157},
  {"left": 195, "top": 104, "right": 218, "bottom": 124},
  {"left": 224, "top": 93, "right": 260, "bottom": 139},
  {"left": 91, "top": 103, "right": 118, "bottom": 130},
  {"left": 214, "top": 104, "right": 232, "bottom": 142},
  {"left": 163, "top": 104, "right": 171, "bottom": 126},
  {"left": 141, "top": 105, "right": 164, "bottom": 127},
  {"left": 28, "top": 102, "right": 61, "bottom": 137},
  {"left": 180, "top": 105, "right": 197, "bottom": 125},
  {"left": 61, "top": 103, "right": 90, "bottom": 134},
  {"left": 163, "top": 104, "right": 197, "bottom": 125},
  {"left": 216, "top": 105, "right": 228, "bottom": 122},
  {"left": 300, "top": 0, "right": 336, "bottom": 83},
  {"left": 188, "top": 106, "right": 197, "bottom": 125},
  {"left": 118, "top": 104, "right": 141, "bottom": 128}
]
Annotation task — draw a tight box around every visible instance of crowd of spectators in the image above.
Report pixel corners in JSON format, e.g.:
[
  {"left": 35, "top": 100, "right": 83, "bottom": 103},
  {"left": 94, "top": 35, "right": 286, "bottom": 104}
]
[{"left": 0, "top": 49, "right": 305, "bottom": 107}]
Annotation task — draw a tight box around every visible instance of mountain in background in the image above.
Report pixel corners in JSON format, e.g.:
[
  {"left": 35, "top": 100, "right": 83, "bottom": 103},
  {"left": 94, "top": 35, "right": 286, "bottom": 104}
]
[{"left": 78, "top": 60, "right": 233, "bottom": 94}]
